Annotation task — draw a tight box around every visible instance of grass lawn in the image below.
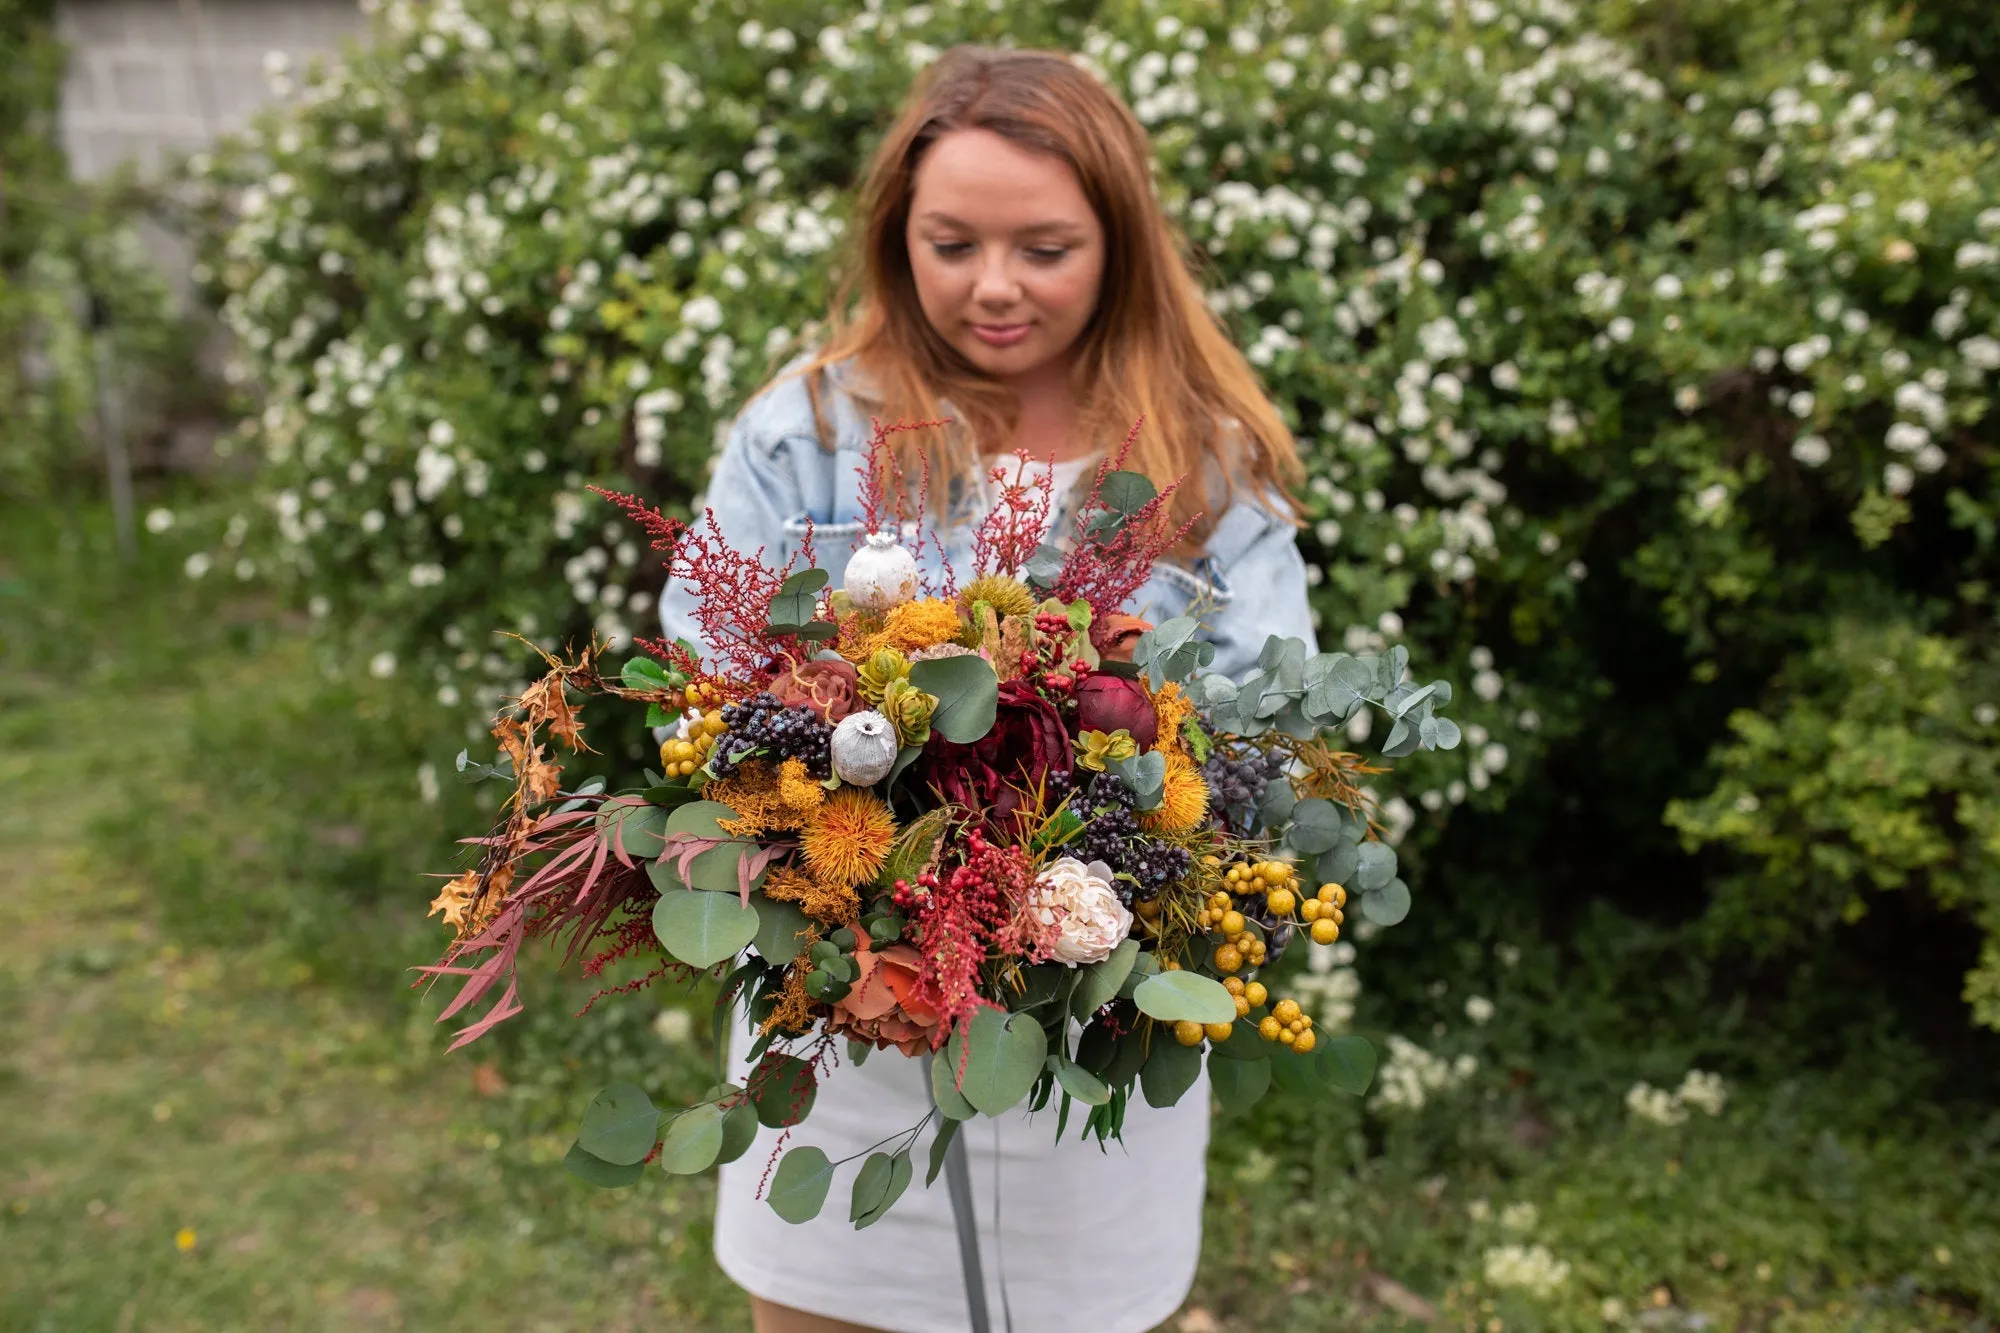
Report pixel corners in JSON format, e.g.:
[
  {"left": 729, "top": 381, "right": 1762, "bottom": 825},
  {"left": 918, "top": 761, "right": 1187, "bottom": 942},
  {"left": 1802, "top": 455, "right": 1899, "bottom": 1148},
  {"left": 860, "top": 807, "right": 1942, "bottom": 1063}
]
[{"left": 3, "top": 499, "right": 1995, "bottom": 1332}]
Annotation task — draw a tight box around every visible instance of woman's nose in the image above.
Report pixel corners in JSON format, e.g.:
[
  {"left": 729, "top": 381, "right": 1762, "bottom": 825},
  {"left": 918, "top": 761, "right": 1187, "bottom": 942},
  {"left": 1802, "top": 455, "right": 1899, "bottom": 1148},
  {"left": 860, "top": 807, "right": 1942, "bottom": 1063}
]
[{"left": 972, "top": 249, "right": 1022, "bottom": 307}]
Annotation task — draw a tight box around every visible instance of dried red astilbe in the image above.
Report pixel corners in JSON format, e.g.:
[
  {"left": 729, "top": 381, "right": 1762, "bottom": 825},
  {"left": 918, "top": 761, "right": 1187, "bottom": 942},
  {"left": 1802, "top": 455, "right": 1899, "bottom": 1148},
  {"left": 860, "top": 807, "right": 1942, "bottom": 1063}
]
[
  {"left": 590, "top": 485, "right": 814, "bottom": 678},
  {"left": 891, "top": 827, "right": 1037, "bottom": 1037},
  {"left": 1051, "top": 417, "right": 1200, "bottom": 624},
  {"left": 971, "top": 451, "right": 1058, "bottom": 577},
  {"left": 853, "top": 415, "right": 958, "bottom": 596}
]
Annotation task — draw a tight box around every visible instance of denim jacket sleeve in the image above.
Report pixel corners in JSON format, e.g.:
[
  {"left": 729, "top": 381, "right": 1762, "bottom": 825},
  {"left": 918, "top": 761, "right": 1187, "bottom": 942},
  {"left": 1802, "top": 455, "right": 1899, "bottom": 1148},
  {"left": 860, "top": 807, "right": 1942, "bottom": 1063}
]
[{"left": 1170, "top": 488, "right": 1319, "bottom": 682}]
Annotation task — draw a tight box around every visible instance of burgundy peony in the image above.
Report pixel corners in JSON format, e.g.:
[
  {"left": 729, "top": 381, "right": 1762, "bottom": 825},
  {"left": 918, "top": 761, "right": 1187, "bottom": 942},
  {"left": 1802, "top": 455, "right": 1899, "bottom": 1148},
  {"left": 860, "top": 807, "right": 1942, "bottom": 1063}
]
[
  {"left": 1074, "top": 673, "right": 1158, "bottom": 748},
  {"left": 920, "top": 679, "right": 1069, "bottom": 833},
  {"left": 769, "top": 657, "right": 862, "bottom": 722}
]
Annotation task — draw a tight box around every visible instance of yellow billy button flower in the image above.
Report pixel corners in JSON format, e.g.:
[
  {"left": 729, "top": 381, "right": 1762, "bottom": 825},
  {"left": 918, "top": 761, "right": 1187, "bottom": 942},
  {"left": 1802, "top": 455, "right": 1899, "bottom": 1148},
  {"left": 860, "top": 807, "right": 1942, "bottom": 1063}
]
[{"left": 1074, "top": 728, "right": 1139, "bottom": 773}]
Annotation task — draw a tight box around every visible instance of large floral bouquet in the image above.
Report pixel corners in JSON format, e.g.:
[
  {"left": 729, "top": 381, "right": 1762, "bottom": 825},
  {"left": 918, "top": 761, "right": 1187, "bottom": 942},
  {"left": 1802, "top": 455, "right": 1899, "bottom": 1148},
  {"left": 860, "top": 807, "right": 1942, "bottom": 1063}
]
[{"left": 421, "top": 421, "right": 1458, "bottom": 1227}]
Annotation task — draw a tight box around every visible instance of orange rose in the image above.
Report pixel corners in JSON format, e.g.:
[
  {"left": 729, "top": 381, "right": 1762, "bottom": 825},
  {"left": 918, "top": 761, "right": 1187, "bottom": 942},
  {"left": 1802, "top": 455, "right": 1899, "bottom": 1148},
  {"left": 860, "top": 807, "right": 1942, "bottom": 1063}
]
[
  {"left": 826, "top": 938, "right": 943, "bottom": 1056},
  {"left": 1093, "top": 613, "right": 1152, "bottom": 663}
]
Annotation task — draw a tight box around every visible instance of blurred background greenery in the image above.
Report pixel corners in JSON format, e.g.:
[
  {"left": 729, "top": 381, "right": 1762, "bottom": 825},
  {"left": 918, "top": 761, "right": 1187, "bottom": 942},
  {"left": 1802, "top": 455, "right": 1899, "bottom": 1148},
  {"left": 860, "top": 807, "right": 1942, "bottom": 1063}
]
[{"left": 6, "top": 0, "right": 2000, "bottom": 1328}]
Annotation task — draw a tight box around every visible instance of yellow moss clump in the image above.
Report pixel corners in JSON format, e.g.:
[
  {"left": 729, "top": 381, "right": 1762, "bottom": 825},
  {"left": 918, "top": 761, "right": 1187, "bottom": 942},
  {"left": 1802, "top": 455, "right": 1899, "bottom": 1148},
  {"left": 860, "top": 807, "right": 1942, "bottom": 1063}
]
[
  {"left": 709, "top": 757, "right": 825, "bottom": 837},
  {"left": 1151, "top": 681, "right": 1197, "bottom": 756},
  {"left": 761, "top": 864, "right": 861, "bottom": 926},
  {"left": 881, "top": 598, "right": 965, "bottom": 652},
  {"left": 760, "top": 955, "right": 820, "bottom": 1036},
  {"left": 1142, "top": 750, "right": 1211, "bottom": 834}
]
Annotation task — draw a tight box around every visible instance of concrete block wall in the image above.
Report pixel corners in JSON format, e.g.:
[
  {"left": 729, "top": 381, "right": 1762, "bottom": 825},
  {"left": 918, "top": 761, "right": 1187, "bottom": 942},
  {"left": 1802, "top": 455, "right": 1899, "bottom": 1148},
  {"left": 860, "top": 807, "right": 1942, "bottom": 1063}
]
[{"left": 57, "top": 0, "right": 363, "bottom": 181}]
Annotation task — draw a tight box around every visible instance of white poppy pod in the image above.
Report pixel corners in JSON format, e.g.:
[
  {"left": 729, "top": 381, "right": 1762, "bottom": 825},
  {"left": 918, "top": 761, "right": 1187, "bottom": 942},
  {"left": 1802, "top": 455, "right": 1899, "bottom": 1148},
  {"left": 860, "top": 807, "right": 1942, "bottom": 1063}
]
[
  {"left": 830, "top": 710, "right": 899, "bottom": 786},
  {"left": 842, "top": 531, "right": 920, "bottom": 611}
]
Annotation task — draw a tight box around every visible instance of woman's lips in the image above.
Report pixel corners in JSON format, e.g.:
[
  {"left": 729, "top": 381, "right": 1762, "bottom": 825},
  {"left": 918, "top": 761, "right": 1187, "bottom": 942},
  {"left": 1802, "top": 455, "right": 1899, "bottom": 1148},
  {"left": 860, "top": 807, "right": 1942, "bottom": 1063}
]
[{"left": 970, "top": 323, "right": 1031, "bottom": 347}]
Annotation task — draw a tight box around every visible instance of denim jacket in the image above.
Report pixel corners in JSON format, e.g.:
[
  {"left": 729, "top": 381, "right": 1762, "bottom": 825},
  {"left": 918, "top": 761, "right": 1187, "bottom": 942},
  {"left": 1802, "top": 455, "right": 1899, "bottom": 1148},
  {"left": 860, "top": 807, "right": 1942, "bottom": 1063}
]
[{"left": 658, "top": 356, "right": 1317, "bottom": 680}]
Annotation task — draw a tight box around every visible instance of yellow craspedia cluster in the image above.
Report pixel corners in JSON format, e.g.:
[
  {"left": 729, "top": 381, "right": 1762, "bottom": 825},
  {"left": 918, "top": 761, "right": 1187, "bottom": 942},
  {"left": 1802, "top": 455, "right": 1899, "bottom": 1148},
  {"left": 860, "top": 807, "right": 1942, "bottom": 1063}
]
[
  {"left": 1197, "top": 887, "right": 1268, "bottom": 974},
  {"left": 658, "top": 687, "right": 730, "bottom": 777}
]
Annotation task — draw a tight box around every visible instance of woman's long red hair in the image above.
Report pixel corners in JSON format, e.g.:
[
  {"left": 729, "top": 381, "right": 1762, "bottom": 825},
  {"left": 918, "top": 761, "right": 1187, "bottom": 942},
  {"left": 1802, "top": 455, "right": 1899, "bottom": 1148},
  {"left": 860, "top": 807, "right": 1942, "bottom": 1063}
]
[{"left": 771, "top": 44, "right": 1302, "bottom": 543}]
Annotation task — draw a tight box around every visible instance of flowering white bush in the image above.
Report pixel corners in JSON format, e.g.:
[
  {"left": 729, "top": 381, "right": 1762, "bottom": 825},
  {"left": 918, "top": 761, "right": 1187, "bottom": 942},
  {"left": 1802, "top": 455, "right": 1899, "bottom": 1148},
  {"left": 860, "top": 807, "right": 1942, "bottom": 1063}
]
[
  {"left": 1625, "top": 1068, "right": 1729, "bottom": 1125},
  {"left": 186, "top": 0, "right": 2000, "bottom": 1008}
]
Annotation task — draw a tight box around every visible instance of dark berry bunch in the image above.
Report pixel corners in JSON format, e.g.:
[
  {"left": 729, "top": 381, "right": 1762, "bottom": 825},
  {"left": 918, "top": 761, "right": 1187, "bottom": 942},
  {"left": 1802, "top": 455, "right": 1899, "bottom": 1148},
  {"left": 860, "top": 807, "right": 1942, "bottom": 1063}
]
[
  {"left": 1200, "top": 745, "right": 1290, "bottom": 833},
  {"left": 711, "top": 691, "right": 833, "bottom": 779},
  {"left": 1071, "top": 774, "right": 1191, "bottom": 904}
]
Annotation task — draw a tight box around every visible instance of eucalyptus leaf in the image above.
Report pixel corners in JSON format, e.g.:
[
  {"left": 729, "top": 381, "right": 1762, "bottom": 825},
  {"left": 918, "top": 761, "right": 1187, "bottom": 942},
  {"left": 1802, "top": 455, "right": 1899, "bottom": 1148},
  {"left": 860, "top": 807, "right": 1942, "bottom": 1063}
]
[
  {"left": 851, "top": 1149, "right": 913, "bottom": 1229},
  {"left": 717, "top": 1097, "right": 760, "bottom": 1166},
  {"left": 750, "top": 894, "right": 813, "bottom": 963},
  {"left": 653, "top": 890, "right": 759, "bottom": 969},
  {"left": 765, "top": 566, "right": 830, "bottom": 629},
  {"left": 909, "top": 654, "right": 999, "bottom": 743},
  {"left": 1355, "top": 840, "right": 1398, "bottom": 892},
  {"left": 1317, "top": 841, "right": 1361, "bottom": 888},
  {"left": 926, "top": 1116, "right": 962, "bottom": 1186},
  {"left": 929, "top": 1049, "right": 977, "bottom": 1120},
  {"left": 767, "top": 1145, "right": 836, "bottom": 1224},
  {"left": 1097, "top": 469, "right": 1158, "bottom": 515},
  {"left": 658, "top": 1102, "right": 726, "bottom": 1175},
  {"left": 597, "top": 798, "right": 669, "bottom": 859},
  {"left": 576, "top": 1082, "right": 658, "bottom": 1166},
  {"left": 749, "top": 1051, "right": 818, "bottom": 1128},
  {"left": 1053, "top": 1058, "right": 1112, "bottom": 1107},
  {"left": 1285, "top": 798, "right": 1343, "bottom": 855},
  {"left": 1318, "top": 1034, "right": 1379, "bottom": 1097},
  {"left": 1362, "top": 877, "right": 1412, "bottom": 927},
  {"left": 1070, "top": 939, "right": 1139, "bottom": 1020},
  {"left": 563, "top": 1141, "right": 644, "bottom": 1188},
  {"left": 1132, "top": 971, "right": 1237, "bottom": 1025},
  {"left": 951, "top": 1008, "right": 1049, "bottom": 1116},
  {"left": 1208, "top": 1049, "right": 1272, "bottom": 1114},
  {"left": 1140, "top": 1038, "right": 1202, "bottom": 1108}
]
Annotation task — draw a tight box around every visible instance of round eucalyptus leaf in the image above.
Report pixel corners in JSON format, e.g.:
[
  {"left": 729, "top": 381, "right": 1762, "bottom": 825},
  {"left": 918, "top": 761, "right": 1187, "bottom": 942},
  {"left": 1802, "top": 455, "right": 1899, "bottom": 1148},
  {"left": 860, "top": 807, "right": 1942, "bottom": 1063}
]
[
  {"left": 767, "top": 1145, "right": 836, "bottom": 1224},
  {"left": 575, "top": 1082, "right": 658, "bottom": 1166},
  {"left": 1131, "top": 971, "right": 1237, "bottom": 1025},
  {"left": 658, "top": 1102, "right": 726, "bottom": 1175},
  {"left": 1362, "top": 877, "right": 1412, "bottom": 927},
  {"left": 653, "top": 890, "right": 759, "bottom": 968}
]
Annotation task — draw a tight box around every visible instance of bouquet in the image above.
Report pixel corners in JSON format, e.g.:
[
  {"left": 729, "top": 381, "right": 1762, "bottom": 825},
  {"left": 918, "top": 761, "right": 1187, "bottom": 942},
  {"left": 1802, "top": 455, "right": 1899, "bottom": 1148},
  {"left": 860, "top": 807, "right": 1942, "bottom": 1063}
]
[{"left": 420, "top": 420, "right": 1458, "bottom": 1228}]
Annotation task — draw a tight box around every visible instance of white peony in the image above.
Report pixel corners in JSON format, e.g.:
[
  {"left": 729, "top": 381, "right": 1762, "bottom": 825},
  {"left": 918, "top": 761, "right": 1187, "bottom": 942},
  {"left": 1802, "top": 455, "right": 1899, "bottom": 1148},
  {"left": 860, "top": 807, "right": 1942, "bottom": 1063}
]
[{"left": 1028, "top": 857, "right": 1132, "bottom": 966}]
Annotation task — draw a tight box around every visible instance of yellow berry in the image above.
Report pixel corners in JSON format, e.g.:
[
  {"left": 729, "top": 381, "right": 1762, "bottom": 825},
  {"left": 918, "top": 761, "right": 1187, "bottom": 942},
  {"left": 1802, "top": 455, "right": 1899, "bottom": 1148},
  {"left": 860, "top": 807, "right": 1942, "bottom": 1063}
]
[
  {"left": 1223, "top": 976, "right": 1245, "bottom": 996},
  {"left": 1287, "top": 1018, "right": 1306, "bottom": 1034},
  {"left": 1318, "top": 884, "right": 1341, "bottom": 904},
  {"left": 1234, "top": 995, "right": 1251, "bottom": 1018},
  {"left": 1266, "top": 887, "right": 1297, "bottom": 917},
  {"left": 1212, "top": 890, "right": 1233, "bottom": 909},
  {"left": 1257, "top": 1016, "right": 1282, "bottom": 1041},
  {"left": 1137, "top": 898, "right": 1162, "bottom": 921},
  {"left": 1173, "top": 1020, "right": 1205, "bottom": 1048},
  {"left": 1300, "top": 899, "right": 1322, "bottom": 922},
  {"left": 1244, "top": 982, "right": 1268, "bottom": 1008},
  {"left": 1213, "top": 944, "right": 1244, "bottom": 974},
  {"left": 1278, "top": 1028, "right": 1297, "bottom": 1046},
  {"left": 1220, "top": 910, "right": 1246, "bottom": 937},
  {"left": 1293, "top": 1029, "right": 1318, "bottom": 1054},
  {"left": 1203, "top": 1021, "right": 1234, "bottom": 1042},
  {"left": 1162, "top": 958, "right": 1182, "bottom": 971},
  {"left": 1272, "top": 998, "right": 1302, "bottom": 1025},
  {"left": 1311, "top": 919, "right": 1341, "bottom": 946}
]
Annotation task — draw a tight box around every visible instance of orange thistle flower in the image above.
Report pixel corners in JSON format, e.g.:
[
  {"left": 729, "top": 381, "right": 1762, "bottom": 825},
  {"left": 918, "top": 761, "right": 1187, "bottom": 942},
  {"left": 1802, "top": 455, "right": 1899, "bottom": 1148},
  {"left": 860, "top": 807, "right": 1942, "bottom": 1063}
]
[
  {"left": 800, "top": 788, "right": 898, "bottom": 887},
  {"left": 1141, "top": 750, "right": 1210, "bottom": 834}
]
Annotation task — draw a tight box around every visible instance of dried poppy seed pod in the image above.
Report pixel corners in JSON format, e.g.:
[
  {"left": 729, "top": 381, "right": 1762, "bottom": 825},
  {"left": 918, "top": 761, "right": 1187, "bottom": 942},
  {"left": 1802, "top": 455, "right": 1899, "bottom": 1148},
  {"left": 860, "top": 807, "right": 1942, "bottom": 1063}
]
[
  {"left": 830, "top": 710, "right": 899, "bottom": 786},
  {"left": 842, "top": 531, "right": 921, "bottom": 612}
]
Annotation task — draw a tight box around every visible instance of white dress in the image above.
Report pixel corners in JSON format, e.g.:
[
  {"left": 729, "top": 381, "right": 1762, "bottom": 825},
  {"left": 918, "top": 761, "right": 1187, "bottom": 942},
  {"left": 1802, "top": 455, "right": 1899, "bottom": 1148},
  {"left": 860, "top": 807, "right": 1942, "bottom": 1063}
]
[{"left": 710, "top": 453, "right": 1211, "bottom": 1332}]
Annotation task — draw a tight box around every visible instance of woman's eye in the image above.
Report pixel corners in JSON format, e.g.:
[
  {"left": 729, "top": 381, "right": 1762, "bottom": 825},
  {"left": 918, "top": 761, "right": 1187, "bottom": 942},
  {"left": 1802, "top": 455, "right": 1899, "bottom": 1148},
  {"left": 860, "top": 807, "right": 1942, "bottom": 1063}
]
[
  {"left": 1027, "top": 247, "right": 1069, "bottom": 263},
  {"left": 930, "top": 241, "right": 973, "bottom": 258}
]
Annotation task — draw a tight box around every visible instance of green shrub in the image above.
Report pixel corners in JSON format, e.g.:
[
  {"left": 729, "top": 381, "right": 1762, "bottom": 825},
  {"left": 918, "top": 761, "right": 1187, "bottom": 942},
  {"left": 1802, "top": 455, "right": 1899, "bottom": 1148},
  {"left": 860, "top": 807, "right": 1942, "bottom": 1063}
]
[{"left": 190, "top": 0, "right": 2000, "bottom": 1024}]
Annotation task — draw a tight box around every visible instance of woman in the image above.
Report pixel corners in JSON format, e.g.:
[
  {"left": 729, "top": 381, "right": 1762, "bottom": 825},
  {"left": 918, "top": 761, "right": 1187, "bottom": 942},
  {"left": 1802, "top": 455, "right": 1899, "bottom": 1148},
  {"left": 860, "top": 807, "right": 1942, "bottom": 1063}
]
[{"left": 660, "top": 45, "right": 1316, "bottom": 1333}]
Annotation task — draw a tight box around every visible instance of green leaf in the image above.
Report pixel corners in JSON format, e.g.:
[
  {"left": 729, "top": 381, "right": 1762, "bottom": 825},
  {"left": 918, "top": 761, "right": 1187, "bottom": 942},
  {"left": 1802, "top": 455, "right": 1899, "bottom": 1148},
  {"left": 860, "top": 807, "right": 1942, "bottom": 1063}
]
[
  {"left": 750, "top": 893, "right": 813, "bottom": 963},
  {"left": 1053, "top": 1058, "right": 1111, "bottom": 1107},
  {"left": 1285, "top": 798, "right": 1344, "bottom": 854},
  {"left": 1070, "top": 939, "right": 1140, "bottom": 1020},
  {"left": 1206, "top": 1019, "right": 1270, "bottom": 1058},
  {"left": 909, "top": 655, "right": 999, "bottom": 743},
  {"left": 717, "top": 1097, "right": 760, "bottom": 1166},
  {"left": 1141, "top": 1038, "right": 1202, "bottom": 1108},
  {"left": 1107, "top": 750, "right": 1167, "bottom": 810},
  {"left": 652, "top": 890, "right": 759, "bottom": 969},
  {"left": 1317, "top": 841, "right": 1360, "bottom": 887},
  {"left": 951, "top": 1008, "right": 1048, "bottom": 1116},
  {"left": 849, "top": 1149, "right": 914, "bottom": 1228},
  {"left": 658, "top": 1102, "right": 726, "bottom": 1175},
  {"left": 767, "top": 1145, "right": 836, "bottom": 1224},
  {"left": 597, "top": 798, "right": 669, "bottom": 859},
  {"left": 876, "top": 808, "right": 949, "bottom": 890},
  {"left": 926, "top": 1116, "right": 962, "bottom": 1185},
  {"left": 1317, "top": 1034, "right": 1379, "bottom": 1097},
  {"left": 1097, "top": 469, "right": 1157, "bottom": 515},
  {"left": 576, "top": 1082, "right": 658, "bottom": 1166},
  {"left": 1209, "top": 1049, "right": 1272, "bottom": 1114},
  {"left": 1355, "top": 840, "right": 1398, "bottom": 892},
  {"left": 930, "top": 1051, "right": 976, "bottom": 1120},
  {"left": 563, "top": 1141, "right": 645, "bottom": 1188},
  {"left": 1132, "top": 971, "right": 1238, "bottom": 1025},
  {"left": 1118, "top": 948, "right": 1161, "bottom": 999},
  {"left": 1132, "top": 616, "right": 1212, "bottom": 688},
  {"left": 749, "top": 1052, "right": 818, "bottom": 1128},
  {"left": 620, "top": 656, "right": 675, "bottom": 691},
  {"left": 766, "top": 567, "right": 830, "bottom": 630},
  {"left": 1362, "top": 878, "right": 1412, "bottom": 927}
]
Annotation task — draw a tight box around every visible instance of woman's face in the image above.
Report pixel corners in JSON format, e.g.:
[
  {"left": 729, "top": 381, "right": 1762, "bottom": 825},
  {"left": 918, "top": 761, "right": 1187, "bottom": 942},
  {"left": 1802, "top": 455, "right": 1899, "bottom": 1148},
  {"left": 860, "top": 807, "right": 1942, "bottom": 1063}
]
[{"left": 904, "top": 127, "right": 1106, "bottom": 385}]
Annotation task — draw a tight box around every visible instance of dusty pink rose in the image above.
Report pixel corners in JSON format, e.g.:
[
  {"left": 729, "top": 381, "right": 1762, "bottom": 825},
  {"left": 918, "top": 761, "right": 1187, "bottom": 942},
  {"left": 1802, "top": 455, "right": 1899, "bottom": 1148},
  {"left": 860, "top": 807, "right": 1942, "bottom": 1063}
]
[{"left": 769, "top": 657, "right": 862, "bottom": 722}]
